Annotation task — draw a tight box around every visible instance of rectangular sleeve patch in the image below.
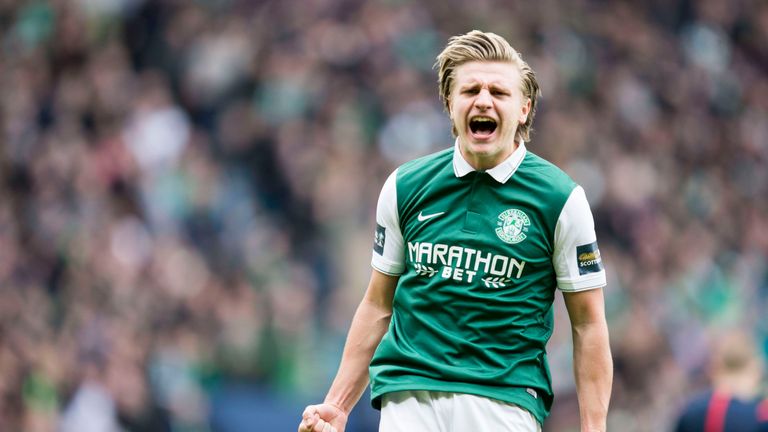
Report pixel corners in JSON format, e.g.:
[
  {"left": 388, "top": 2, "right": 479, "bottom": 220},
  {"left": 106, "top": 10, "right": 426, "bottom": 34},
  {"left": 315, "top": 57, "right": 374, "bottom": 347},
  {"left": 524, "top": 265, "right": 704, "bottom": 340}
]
[
  {"left": 373, "top": 223, "right": 386, "bottom": 255},
  {"left": 576, "top": 242, "right": 603, "bottom": 275}
]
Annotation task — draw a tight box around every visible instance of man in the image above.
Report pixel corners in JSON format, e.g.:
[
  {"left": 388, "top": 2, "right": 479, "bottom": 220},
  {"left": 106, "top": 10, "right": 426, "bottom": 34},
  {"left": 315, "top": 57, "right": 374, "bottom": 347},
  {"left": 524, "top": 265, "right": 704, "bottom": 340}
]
[
  {"left": 675, "top": 330, "right": 768, "bottom": 432},
  {"left": 299, "top": 30, "right": 612, "bottom": 432}
]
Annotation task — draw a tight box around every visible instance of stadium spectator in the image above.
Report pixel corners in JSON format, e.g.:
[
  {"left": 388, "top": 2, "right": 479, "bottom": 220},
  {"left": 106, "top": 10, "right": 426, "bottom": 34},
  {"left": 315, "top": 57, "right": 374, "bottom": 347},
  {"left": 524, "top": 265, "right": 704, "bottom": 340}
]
[{"left": 674, "top": 330, "right": 768, "bottom": 432}]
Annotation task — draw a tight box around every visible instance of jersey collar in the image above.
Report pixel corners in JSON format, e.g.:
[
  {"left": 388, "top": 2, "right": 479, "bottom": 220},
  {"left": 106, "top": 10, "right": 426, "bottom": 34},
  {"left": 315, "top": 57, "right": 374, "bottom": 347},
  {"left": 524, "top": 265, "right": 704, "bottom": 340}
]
[{"left": 452, "top": 138, "right": 527, "bottom": 184}]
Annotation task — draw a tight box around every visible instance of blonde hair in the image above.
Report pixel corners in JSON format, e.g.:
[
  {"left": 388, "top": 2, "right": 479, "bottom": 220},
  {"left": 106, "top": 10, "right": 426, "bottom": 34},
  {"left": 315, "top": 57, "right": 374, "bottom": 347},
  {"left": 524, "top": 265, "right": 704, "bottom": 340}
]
[
  {"left": 711, "top": 330, "right": 762, "bottom": 375},
  {"left": 435, "top": 30, "right": 540, "bottom": 142}
]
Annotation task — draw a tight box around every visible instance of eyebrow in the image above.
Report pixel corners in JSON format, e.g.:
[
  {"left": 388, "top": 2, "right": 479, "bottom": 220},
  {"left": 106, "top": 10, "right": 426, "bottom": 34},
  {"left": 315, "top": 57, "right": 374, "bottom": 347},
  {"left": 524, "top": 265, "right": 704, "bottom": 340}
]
[{"left": 459, "top": 82, "right": 512, "bottom": 91}]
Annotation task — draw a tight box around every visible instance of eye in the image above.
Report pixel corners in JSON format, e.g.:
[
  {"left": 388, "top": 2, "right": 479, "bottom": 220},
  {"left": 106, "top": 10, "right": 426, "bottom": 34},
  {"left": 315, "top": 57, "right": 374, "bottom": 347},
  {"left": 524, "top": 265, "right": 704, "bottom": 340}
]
[
  {"left": 462, "top": 88, "right": 480, "bottom": 95},
  {"left": 491, "top": 89, "right": 509, "bottom": 96}
]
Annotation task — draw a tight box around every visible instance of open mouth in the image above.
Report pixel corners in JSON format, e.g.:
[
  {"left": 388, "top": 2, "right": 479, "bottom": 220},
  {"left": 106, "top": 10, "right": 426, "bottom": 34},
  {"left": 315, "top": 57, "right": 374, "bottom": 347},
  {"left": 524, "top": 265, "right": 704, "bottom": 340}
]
[{"left": 469, "top": 116, "right": 498, "bottom": 137}]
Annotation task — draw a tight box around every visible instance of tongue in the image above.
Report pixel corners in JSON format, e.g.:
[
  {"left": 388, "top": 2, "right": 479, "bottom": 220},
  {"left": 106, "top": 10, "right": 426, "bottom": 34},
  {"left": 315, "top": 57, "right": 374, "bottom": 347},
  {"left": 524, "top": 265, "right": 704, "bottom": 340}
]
[{"left": 472, "top": 126, "right": 494, "bottom": 138}]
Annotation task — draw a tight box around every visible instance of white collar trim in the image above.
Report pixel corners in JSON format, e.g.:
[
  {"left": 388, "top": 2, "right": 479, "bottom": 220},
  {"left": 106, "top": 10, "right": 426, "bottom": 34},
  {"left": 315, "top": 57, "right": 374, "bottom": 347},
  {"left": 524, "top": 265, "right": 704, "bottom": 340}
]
[{"left": 452, "top": 138, "right": 527, "bottom": 184}]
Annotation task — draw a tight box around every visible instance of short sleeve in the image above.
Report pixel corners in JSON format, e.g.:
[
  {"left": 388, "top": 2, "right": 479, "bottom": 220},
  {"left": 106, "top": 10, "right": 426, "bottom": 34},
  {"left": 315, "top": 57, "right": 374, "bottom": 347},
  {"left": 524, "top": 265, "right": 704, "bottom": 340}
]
[
  {"left": 553, "top": 186, "right": 606, "bottom": 291},
  {"left": 371, "top": 169, "right": 405, "bottom": 275}
]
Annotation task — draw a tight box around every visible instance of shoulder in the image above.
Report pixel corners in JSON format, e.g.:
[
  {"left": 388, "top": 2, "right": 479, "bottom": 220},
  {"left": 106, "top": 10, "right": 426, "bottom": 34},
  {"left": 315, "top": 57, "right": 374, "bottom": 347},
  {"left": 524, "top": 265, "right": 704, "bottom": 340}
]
[
  {"left": 519, "top": 151, "right": 577, "bottom": 190},
  {"left": 515, "top": 151, "right": 579, "bottom": 211},
  {"left": 397, "top": 147, "right": 453, "bottom": 181},
  {"left": 391, "top": 147, "right": 454, "bottom": 213}
]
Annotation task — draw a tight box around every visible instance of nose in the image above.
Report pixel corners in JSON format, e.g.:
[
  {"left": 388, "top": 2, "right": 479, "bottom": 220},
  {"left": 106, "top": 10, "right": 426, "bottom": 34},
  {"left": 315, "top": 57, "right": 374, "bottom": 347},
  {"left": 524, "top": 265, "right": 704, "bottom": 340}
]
[{"left": 474, "top": 89, "right": 492, "bottom": 110}]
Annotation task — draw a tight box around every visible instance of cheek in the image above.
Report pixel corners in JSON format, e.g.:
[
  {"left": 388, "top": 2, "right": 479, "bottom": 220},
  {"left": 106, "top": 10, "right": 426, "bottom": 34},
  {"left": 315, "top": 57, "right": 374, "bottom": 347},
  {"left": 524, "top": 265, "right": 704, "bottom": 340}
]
[{"left": 449, "top": 104, "right": 462, "bottom": 123}]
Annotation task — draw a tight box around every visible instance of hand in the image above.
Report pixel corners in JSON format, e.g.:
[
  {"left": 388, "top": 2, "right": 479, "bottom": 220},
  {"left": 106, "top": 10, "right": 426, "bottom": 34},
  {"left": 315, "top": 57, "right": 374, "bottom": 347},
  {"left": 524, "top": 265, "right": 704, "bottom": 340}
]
[{"left": 298, "top": 403, "right": 348, "bottom": 432}]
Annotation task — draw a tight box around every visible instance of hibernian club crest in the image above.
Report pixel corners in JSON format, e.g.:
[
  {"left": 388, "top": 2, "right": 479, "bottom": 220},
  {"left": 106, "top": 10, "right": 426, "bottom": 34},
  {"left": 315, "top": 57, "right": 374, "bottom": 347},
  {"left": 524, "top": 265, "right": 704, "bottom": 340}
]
[{"left": 495, "top": 209, "right": 530, "bottom": 244}]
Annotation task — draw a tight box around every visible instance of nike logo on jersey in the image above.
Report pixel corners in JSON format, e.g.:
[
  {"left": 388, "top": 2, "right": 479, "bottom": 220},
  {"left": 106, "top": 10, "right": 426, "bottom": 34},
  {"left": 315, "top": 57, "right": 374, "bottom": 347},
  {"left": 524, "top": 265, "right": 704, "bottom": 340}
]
[{"left": 417, "top": 211, "right": 445, "bottom": 222}]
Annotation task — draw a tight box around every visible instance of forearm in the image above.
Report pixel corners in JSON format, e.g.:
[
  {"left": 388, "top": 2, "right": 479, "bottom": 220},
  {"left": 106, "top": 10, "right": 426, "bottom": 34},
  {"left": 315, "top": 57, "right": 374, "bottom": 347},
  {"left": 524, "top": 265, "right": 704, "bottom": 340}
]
[
  {"left": 324, "top": 297, "right": 392, "bottom": 414},
  {"left": 572, "top": 320, "right": 612, "bottom": 432}
]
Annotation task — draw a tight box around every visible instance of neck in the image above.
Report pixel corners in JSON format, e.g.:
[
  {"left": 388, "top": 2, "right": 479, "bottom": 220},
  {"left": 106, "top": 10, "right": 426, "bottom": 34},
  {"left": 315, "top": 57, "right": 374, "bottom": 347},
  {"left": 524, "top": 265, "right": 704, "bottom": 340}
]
[
  {"left": 460, "top": 139, "right": 519, "bottom": 171},
  {"left": 713, "top": 370, "right": 762, "bottom": 399}
]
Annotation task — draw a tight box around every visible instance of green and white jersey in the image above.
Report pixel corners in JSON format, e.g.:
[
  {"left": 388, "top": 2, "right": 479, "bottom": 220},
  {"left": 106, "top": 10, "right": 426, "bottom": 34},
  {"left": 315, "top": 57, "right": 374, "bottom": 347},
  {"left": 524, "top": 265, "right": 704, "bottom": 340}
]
[{"left": 369, "top": 140, "right": 606, "bottom": 424}]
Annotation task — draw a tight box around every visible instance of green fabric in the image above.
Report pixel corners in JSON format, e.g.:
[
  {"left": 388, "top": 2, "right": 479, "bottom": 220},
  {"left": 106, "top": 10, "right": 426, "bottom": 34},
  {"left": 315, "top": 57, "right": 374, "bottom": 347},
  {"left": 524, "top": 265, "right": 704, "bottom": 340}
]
[{"left": 369, "top": 148, "right": 577, "bottom": 425}]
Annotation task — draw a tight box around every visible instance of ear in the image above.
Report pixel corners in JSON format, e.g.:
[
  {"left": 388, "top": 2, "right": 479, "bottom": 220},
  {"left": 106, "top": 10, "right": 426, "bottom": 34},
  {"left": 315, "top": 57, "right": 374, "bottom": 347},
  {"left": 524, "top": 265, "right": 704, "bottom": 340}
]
[{"left": 519, "top": 98, "right": 531, "bottom": 124}]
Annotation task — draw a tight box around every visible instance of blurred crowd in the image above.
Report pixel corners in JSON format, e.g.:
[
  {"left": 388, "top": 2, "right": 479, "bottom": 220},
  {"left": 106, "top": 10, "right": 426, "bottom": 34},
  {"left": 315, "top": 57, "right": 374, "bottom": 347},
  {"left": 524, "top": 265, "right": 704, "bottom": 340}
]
[{"left": 0, "top": 0, "right": 766, "bottom": 431}]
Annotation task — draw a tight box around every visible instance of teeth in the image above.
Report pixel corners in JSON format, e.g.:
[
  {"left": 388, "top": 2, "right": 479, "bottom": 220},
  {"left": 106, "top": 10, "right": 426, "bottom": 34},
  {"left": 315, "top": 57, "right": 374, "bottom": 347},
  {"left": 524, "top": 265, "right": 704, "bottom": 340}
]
[{"left": 469, "top": 116, "right": 497, "bottom": 134}]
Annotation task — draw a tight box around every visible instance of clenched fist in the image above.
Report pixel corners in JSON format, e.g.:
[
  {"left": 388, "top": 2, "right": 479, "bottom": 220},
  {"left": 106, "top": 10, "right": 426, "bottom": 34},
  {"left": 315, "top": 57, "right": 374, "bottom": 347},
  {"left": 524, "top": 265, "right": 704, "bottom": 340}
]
[{"left": 298, "top": 403, "right": 348, "bottom": 432}]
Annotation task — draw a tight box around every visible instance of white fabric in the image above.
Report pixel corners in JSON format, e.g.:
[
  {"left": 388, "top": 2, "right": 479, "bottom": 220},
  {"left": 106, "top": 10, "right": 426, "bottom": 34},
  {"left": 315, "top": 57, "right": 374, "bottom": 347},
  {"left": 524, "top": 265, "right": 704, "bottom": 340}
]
[
  {"left": 58, "top": 381, "right": 121, "bottom": 432},
  {"left": 371, "top": 169, "right": 405, "bottom": 275},
  {"left": 553, "top": 186, "right": 607, "bottom": 291},
  {"left": 452, "top": 138, "right": 527, "bottom": 183},
  {"left": 380, "top": 390, "right": 541, "bottom": 432}
]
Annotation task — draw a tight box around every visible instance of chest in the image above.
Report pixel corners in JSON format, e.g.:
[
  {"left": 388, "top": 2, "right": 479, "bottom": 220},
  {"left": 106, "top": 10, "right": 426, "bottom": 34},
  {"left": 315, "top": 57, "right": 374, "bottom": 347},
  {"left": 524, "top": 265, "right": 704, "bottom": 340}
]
[{"left": 400, "top": 173, "right": 557, "bottom": 264}]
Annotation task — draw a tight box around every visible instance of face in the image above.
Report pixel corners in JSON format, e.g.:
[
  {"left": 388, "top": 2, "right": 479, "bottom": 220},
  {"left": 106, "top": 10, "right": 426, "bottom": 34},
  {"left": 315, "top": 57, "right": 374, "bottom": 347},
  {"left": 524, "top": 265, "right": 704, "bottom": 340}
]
[{"left": 448, "top": 61, "right": 531, "bottom": 170}]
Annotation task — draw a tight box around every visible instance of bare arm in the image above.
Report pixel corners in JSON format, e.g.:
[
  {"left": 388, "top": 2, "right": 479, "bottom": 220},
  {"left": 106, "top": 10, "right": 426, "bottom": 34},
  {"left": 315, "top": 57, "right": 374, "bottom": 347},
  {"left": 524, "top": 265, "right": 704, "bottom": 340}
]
[
  {"left": 300, "top": 270, "right": 398, "bottom": 432},
  {"left": 563, "top": 288, "right": 612, "bottom": 432},
  {"left": 325, "top": 269, "right": 398, "bottom": 411}
]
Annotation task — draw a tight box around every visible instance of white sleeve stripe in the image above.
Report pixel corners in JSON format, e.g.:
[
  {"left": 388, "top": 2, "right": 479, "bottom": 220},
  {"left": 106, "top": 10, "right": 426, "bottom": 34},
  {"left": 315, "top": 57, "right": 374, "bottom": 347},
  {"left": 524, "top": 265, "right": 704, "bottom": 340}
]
[
  {"left": 559, "top": 284, "right": 605, "bottom": 292},
  {"left": 371, "top": 263, "right": 404, "bottom": 276},
  {"left": 557, "top": 272, "right": 606, "bottom": 291},
  {"left": 372, "top": 254, "right": 405, "bottom": 275}
]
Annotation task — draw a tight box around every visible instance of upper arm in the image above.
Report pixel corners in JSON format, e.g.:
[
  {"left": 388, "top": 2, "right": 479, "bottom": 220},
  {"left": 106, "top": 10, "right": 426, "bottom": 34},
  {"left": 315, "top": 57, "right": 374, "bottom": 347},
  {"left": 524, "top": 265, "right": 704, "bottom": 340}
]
[
  {"left": 363, "top": 269, "right": 399, "bottom": 313},
  {"left": 372, "top": 169, "right": 405, "bottom": 276},
  {"left": 366, "top": 169, "right": 402, "bottom": 313},
  {"left": 562, "top": 288, "right": 607, "bottom": 327},
  {"left": 553, "top": 186, "right": 606, "bottom": 292}
]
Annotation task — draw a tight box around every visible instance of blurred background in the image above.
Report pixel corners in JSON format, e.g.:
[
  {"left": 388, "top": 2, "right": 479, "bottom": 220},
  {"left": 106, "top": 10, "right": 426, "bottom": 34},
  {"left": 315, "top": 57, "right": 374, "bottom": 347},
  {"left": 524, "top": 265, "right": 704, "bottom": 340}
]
[{"left": 1, "top": 0, "right": 767, "bottom": 430}]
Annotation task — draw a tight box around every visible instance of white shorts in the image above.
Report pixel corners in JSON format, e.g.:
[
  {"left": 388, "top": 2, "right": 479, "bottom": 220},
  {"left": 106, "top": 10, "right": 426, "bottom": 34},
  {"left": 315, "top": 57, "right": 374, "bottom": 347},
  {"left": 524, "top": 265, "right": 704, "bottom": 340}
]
[{"left": 379, "top": 390, "right": 542, "bottom": 432}]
